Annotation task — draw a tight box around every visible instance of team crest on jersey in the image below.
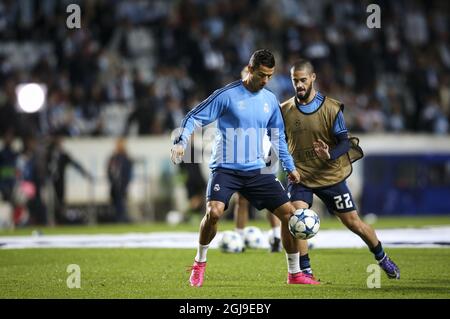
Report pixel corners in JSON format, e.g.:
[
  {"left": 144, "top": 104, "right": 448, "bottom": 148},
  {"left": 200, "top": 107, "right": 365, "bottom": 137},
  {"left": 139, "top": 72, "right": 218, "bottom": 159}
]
[
  {"left": 263, "top": 103, "right": 269, "bottom": 113},
  {"left": 238, "top": 101, "right": 245, "bottom": 110},
  {"left": 214, "top": 184, "right": 220, "bottom": 191},
  {"left": 294, "top": 119, "right": 307, "bottom": 132}
]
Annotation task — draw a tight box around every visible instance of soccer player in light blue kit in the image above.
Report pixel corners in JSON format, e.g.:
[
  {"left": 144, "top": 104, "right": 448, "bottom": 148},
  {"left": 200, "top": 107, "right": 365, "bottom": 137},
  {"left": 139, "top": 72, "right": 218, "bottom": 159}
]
[{"left": 171, "top": 49, "right": 320, "bottom": 286}]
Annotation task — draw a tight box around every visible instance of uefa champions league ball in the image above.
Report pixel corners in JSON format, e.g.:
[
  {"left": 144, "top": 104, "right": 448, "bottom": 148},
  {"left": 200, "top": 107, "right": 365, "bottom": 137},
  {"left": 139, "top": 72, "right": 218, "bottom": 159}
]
[
  {"left": 243, "top": 226, "right": 264, "bottom": 249},
  {"left": 218, "top": 230, "right": 245, "bottom": 253},
  {"left": 288, "top": 208, "right": 320, "bottom": 240}
]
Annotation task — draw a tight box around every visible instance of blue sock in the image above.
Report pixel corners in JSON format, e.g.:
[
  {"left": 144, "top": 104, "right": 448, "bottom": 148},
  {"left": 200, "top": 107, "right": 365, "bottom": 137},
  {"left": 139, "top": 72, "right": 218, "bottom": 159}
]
[
  {"left": 370, "top": 241, "right": 386, "bottom": 261},
  {"left": 299, "top": 254, "right": 311, "bottom": 271}
]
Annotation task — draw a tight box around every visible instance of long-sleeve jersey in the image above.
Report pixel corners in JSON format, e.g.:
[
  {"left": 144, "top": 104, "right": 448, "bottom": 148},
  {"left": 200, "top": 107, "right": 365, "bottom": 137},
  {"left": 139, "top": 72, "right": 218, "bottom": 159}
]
[{"left": 173, "top": 80, "right": 295, "bottom": 172}]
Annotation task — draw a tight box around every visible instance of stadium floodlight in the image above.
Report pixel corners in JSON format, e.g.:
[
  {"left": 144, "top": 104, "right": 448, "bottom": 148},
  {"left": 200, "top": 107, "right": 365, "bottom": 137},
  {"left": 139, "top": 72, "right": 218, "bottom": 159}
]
[{"left": 16, "top": 83, "right": 47, "bottom": 113}]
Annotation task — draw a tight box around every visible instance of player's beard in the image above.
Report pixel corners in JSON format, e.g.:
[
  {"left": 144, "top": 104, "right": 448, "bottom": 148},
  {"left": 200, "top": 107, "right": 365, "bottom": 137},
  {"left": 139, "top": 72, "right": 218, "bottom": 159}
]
[{"left": 296, "top": 84, "right": 312, "bottom": 102}]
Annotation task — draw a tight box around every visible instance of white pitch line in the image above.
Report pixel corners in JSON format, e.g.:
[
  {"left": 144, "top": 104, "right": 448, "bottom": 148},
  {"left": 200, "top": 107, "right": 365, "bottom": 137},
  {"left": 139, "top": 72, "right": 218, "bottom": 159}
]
[{"left": 0, "top": 227, "right": 449, "bottom": 249}]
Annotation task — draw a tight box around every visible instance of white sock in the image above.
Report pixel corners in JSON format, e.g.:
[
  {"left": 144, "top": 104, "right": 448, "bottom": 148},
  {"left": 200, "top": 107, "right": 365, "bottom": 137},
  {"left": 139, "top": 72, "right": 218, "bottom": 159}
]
[
  {"left": 272, "top": 226, "right": 281, "bottom": 239},
  {"left": 195, "top": 244, "right": 209, "bottom": 262},
  {"left": 286, "top": 253, "right": 301, "bottom": 274},
  {"left": 235, "top": 228, "right": 245, "bottom": 240},
  {"left": 302, "top": 267, "right": 312, "bottom": 274}
]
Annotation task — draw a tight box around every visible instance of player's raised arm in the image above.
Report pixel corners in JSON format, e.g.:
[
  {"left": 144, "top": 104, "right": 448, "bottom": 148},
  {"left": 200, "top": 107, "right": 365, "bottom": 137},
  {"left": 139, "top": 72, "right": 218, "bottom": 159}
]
[{"left": 171, "top": 89, "right": 229, "bottom": 164}]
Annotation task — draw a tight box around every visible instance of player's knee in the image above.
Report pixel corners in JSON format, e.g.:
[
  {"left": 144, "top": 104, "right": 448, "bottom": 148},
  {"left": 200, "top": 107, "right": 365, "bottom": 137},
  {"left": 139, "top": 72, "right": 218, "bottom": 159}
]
[
  {"left": 206, "top": 206, "right": 223, "bottom": 224},
  {"left": 273, "top": 205, "right": 293, "bottom": 225}
]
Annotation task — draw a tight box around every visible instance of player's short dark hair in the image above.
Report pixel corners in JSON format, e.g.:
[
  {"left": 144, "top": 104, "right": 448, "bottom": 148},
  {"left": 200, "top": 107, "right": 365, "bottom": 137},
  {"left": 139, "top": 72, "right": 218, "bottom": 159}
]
[
  {"left": 291, "top": 59, "right": 315, "bottom": 74},
  {"left": 249, "top": 49, "right": 275, "bottom": 69}
]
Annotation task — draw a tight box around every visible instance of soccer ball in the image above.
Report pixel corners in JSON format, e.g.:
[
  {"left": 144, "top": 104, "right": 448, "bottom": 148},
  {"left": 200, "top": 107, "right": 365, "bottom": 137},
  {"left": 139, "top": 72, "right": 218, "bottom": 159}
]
[
  {"left": 288, "top": 208, "right": 320, "bottom": 240},
  {"left": 243, "top": 226, "right": 264, "bottom": 249},
  {"left": 218, "top": 230, "right": 245, "bottom": 253}
]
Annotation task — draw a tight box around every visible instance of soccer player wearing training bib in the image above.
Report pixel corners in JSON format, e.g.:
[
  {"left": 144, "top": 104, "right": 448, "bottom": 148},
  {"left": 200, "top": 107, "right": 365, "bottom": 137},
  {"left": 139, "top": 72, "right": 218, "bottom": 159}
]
[
  {"left": 171, "top": 50, "right": 319, "bottom": 287},
  {"left": 281, "top": 59, "right": 400, "bottom": 280}
]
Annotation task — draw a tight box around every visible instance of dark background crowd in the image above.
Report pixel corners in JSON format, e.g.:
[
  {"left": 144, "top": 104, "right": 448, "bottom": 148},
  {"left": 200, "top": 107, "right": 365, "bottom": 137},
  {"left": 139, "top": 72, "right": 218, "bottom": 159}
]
[
  {"left": 0, "top": 0, "right": 449, "bottom": 139},
  {"left": 0, "top": 0, "right": 449, "bottom": 226}
]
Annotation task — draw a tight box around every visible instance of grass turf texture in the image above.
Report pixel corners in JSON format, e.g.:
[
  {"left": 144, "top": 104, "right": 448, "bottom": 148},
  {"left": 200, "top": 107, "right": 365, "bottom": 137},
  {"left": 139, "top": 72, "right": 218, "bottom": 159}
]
[
  {"left": 1, "top": 216, "right": 449, "bottom": 298},
  {"left": 1, "top": 248, "right": 449, "bottom": 299}
]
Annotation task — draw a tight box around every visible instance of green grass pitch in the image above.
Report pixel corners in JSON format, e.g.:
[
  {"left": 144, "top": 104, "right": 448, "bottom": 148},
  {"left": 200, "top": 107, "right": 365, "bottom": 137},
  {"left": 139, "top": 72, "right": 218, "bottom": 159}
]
[
  {"left": 0, "top": 248, "right": 449, "bottom": 298},
  {"left": 1, "top": 216, "right": 449, "bottom": 299}
]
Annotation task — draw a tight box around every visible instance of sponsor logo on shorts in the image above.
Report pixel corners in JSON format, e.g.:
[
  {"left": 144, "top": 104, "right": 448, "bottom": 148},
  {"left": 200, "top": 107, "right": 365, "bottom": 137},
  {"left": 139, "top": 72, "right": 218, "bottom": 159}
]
[{"left": 214, "top": 184, "right": 220, "bottom": 191}]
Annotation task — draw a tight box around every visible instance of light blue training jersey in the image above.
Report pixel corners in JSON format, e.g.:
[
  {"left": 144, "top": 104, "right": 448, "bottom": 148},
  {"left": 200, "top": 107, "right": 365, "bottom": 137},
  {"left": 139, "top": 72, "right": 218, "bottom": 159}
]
[{"left": 174, "top": 80, "right": 295, "bottom": 172}]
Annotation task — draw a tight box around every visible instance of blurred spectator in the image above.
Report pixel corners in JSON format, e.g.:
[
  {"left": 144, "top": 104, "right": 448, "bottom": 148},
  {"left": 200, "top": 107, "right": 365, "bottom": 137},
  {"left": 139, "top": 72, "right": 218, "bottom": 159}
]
[
  {"left": 107, "top": 138, "right": 133, "bottom": 223},
  {"left": 164, "top": 95, "right": 187, "bottom": 133},
  {"left": 439, "top": 74, "right": 450, "bottom": 117},
  {"left": 46, "top": 135, "right": 93, "bottom": 224},
  {"left": 0, "top": 80, "right": 20, "bottom": 136},
  {"left": 124, "top": 82, "right": 163, "bottom": 135},
  {"left": 14, "top": 136, "right": 45, "bottom": 226},
  {"left": 421, "top": 96, "right": 449, "bottom": 134},
  {"left": 0, "top": 129, "right": 18, "bottom": 204},
  {"left": 40, "top": 90, "right": 76, "bottom": 136},
  {"left": 403, "top": 2, "right": 429, "bottom": 47},
  {"left": 0, "top": 0, "right": 448, "bottom": 137},
  {"left": 358, "top": 99, "right": 387, "bottom": 132},
  {"left": 388, "top": 101, "right": 406, "bottom": 133}
]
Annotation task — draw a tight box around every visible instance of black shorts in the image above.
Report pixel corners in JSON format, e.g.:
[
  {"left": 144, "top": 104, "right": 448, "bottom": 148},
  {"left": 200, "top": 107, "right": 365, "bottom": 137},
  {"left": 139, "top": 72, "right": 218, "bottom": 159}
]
[
  {"left": 288, "top": 180, "right": 357, "bottom": 215},
  {"left": 206, "top": 168, "right": 290, "bottom": 212}
]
